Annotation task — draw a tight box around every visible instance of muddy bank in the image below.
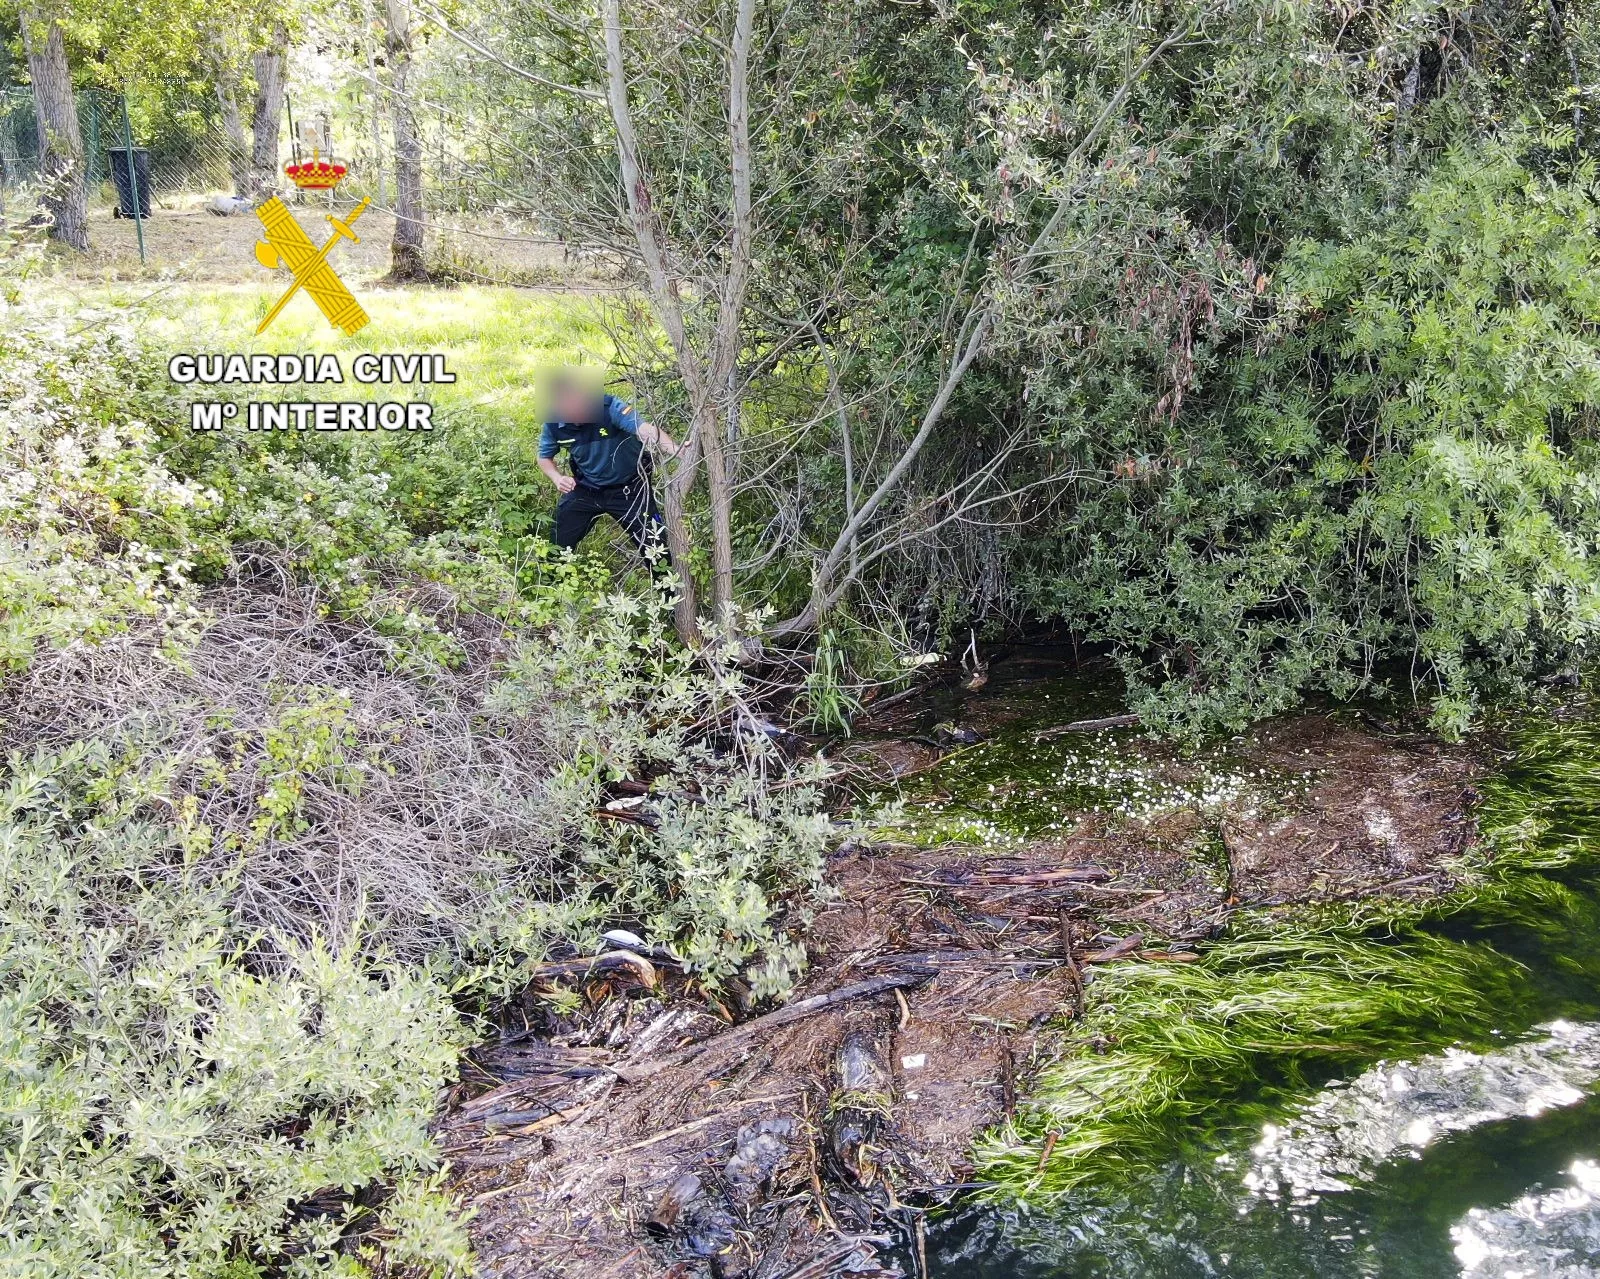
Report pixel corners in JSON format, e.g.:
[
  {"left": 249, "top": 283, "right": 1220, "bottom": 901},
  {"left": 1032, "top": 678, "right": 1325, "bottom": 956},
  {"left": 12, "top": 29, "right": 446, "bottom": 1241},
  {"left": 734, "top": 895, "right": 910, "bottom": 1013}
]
[{"left": 442, "top": 676, "right": 1484, "bottom": 1279}]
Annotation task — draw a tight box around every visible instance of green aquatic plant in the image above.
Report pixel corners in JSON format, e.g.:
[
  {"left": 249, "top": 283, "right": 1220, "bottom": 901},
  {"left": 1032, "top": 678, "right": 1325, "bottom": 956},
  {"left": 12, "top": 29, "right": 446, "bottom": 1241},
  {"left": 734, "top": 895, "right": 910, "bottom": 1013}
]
[
  {"left": 978, "top": 702, "right": 1600, "bottom": 1198},
  {"left": 979, "top": 932, "right": 1525, "bottom": 1195}
]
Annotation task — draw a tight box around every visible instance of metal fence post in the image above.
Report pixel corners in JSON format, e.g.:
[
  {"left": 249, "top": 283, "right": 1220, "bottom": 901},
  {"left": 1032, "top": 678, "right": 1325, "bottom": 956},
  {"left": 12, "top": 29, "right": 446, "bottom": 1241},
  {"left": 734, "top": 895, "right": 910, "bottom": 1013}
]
[
  {"left": 85, "top": 93, "right": 98, "bottom": 185},
  {"left": 285, "top": 93, "right": 300, "bottom": 165},
  {"left": 119, "top": 88, "right": 145, "bottom": 264}
]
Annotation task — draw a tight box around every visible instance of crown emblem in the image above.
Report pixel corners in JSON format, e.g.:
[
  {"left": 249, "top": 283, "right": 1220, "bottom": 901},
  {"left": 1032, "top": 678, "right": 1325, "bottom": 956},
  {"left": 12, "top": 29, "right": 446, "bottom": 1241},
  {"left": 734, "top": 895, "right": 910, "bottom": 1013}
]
[{"left": 284, "top": 149, "right": 348, "bottom": 191}]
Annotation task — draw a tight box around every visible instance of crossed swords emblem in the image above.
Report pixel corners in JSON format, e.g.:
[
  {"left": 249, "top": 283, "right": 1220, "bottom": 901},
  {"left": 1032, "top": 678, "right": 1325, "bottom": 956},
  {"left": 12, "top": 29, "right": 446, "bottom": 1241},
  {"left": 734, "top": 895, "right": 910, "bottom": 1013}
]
[{"left": 253, "top": 196, "right": 372, "bottom": 336}]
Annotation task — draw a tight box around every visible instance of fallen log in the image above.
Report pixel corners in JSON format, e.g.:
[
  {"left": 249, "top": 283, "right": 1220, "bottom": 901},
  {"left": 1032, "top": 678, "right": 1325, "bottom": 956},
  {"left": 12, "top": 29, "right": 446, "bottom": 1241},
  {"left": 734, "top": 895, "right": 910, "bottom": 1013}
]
[{"left": 1034, "top": 712, "right": 1141, "bottom": 740}]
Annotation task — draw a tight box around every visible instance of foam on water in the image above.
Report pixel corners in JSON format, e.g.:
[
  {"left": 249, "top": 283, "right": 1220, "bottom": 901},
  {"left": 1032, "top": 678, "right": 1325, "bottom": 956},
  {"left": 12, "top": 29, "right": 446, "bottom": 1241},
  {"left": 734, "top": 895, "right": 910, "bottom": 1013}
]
[
  {"left": 1244, "top": 1021, "right": 1600, "bottom": 1206},
  {"left": 1452, "top": 1159, "right": 1600, "bottom": 1278}
]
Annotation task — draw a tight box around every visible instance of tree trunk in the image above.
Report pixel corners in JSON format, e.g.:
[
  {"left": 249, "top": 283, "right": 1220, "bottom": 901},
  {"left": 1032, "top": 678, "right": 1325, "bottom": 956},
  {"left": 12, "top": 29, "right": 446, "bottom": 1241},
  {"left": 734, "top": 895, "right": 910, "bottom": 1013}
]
[
  {"left": 697, "top": 0, "right": 755, "bottom": 626},
  {"left": 250, "top": 28, "right": 287, "bottom": 199},
  {"left": 384, "top": 0, "right": 426, "bottom": 280},
  {"left": 361, "top": 0, "right": 388, "bottom": 207},
  {"left": 21, "top": 7, "right": 87, "bottom": 251},
  {"left": 1548, "top": 0, "right": 1585, "bottom": 145},
  {"left": 216, "top": 86, "right": 251, "bottom": 197},
  {"left": 600, "top": 0, "right": 759, "bottom": 641},
  {"left": 209, "top": 45, "right": 253, "bottom": 198},
  {"left": 602, "top": 0, "right": 707, "bottom": 644}
]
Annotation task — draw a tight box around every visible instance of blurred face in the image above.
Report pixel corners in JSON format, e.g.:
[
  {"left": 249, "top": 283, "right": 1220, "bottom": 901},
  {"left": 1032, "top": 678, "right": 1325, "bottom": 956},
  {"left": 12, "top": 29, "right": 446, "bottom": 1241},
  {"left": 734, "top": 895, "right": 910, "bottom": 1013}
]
[
  {"left": 553, "top": 386, "right": 600, "bottom": 422},
  {"left": 539, "top": 366, "right": 606, "bottom": 423}
]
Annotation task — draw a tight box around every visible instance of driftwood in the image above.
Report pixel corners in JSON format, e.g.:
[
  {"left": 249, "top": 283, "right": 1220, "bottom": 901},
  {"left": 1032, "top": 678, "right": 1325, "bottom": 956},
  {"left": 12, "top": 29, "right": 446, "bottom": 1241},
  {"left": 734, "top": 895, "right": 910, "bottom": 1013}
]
[
  {"left": 1036, "top": 1130, "right": 1060, "bottom": 1171},
  {"left": 1034, "top": 712, "right": 1141, "bottom": 740},
  {"left": 1081, "top": 933, "right": 1143, "bottom": 963},
  {"left": 617, "top": 971, "right": 933, "bottom": 1079},
  {"left": 457, "top": 1053, "right": 618, "bottom": 1119},
  {"left": 869, "top": 948, "right": 1064, "bottom": 973},
  {"left": 900, "top": 865, "right": 1109, "bottom": 889},
  {"left": 999, "top": 1037, "right": 1017, "bottom": 1117},
  {"left": 860, "top": 676, "right": 938, "bottom": 717},
  {"left": 1136, "top": 949, "right": 1202, "bottom": 963},
  {"left": 1059, "top": 912, "right": 1085, "bottom": 1018},
  {"left": 439, "top": 1099, "right": 597, "bottom": 1148}
]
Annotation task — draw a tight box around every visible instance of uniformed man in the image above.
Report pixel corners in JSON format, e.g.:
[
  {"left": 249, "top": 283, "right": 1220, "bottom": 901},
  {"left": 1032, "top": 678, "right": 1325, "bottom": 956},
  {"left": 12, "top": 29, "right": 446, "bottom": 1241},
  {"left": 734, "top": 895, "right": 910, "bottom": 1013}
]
[{"left": 536, "top": 371, "right": 680, "bottom": 561}]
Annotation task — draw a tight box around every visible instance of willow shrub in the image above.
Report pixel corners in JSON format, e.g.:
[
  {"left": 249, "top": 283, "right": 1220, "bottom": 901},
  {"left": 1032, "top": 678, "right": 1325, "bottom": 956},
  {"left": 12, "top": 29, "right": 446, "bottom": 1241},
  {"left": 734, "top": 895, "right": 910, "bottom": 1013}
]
[{"left": 1024, "top": 139, "right": 1600, "bottom": 737}]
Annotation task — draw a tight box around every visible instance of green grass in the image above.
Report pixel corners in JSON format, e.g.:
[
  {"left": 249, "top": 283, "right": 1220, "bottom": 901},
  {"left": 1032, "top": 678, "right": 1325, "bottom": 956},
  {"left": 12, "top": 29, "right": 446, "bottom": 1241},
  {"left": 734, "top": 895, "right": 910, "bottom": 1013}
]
[
  {"left": 137, "top": 281, "right": 615, "bottom": 389},
  {"left": 976, "top": 707, "right": 1600, "bottom": 1200},
  {"left": 117, "top": 282, "right": 633, "bottom": 556}
]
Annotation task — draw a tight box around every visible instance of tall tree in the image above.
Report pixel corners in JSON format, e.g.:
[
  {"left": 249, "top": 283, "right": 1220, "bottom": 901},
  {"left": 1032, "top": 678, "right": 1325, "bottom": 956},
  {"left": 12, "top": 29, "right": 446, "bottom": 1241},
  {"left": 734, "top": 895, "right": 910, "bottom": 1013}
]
[
  {"left": 249, "top": 24, "right": 286, "bottom": 198},
  {"left": 206, "top": 28, "right": 254, "bottom": 198},
  {"left": 383, "top": 0, "right": 425, "bottom": 279},
  {"left": 599, "top": 0, "right": 753, "bottom": 639},
  {"left": 20, "top": 6, "right": 86, "bottom": 250}
]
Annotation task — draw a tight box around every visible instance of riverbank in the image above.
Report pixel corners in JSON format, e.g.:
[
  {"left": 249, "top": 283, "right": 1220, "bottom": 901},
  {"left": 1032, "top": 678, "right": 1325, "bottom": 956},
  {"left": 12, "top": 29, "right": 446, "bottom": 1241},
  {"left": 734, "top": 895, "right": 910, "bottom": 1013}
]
[{"left": 443, "top": 656, "right": 1508, "bottom": 1278}]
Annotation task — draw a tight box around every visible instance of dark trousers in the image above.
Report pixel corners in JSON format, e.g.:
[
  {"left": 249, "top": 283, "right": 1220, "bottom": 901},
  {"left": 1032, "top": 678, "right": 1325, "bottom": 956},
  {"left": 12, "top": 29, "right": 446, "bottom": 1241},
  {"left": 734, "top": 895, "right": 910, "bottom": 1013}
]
[{"left": 554, "top": 477, "right": 669, "bottom": 566}]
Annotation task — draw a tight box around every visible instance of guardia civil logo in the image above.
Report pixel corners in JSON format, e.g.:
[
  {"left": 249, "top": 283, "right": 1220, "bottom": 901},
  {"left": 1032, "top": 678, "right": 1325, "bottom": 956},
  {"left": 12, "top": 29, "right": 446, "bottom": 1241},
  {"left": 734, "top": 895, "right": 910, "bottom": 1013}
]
[{"left": 252, "top": 149, "right": 370, "bottom": 337}]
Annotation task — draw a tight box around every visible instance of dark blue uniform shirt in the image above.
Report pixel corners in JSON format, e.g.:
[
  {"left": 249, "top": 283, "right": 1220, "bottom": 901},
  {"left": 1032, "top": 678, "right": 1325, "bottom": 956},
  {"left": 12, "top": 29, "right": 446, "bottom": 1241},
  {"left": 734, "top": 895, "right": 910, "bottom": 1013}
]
[{"left": 538, "top": 394, "right": 644, "bottom": 489}]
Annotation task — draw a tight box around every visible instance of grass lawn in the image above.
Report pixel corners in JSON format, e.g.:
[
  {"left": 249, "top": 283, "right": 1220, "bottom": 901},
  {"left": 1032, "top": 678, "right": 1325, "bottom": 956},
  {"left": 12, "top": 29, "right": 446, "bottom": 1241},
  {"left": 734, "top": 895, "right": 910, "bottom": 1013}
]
[
  {"left": 137, "top": 281, "right": 619, "bottom": 433},
  {"left": 109, "top": 281, "right": 635, "bottom": 550}
]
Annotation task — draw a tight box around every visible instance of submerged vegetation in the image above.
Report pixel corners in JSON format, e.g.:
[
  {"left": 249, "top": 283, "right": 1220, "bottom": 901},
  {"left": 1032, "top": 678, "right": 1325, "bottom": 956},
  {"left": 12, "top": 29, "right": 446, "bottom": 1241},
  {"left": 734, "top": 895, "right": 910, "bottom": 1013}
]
[{"left": 978, "top": 711, "right": 1600, "bottom": 1197}]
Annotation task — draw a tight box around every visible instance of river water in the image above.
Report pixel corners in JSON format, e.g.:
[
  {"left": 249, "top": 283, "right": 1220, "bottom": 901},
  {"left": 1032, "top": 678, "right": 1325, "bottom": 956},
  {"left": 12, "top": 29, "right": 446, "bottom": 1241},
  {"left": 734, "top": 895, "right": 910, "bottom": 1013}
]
[{"left": 876, "top": 662, "right": 1600, "bottom": 1279}]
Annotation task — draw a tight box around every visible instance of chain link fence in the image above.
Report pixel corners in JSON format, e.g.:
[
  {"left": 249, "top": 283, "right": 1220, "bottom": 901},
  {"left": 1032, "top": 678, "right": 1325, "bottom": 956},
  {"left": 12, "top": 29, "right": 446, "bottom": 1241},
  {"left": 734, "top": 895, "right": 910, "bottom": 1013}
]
[
  {"left": 0, "top": 74, "right": 588, "bottom": 282},
  {"left": 0, "top": 85, "right": 245, "bottom": 207}
]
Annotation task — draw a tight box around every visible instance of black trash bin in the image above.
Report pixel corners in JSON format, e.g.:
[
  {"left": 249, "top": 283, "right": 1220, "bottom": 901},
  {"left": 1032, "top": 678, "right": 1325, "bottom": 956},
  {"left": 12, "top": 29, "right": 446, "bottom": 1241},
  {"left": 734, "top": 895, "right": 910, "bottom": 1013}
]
[{"left": 106, "top": 147, "right": 151, "bottom": 219}]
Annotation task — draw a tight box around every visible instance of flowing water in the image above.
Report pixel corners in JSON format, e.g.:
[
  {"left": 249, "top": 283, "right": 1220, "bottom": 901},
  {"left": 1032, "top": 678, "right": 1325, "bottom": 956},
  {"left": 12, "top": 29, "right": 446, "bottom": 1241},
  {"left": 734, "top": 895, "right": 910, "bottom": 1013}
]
[{"left": 873, "top": 659, "right": 1600, "bottom": 1279}]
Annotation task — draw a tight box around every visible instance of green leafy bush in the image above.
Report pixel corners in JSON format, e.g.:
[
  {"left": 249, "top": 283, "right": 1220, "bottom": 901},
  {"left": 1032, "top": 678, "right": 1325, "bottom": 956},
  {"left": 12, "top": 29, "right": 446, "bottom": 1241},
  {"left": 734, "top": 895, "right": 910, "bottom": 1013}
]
[
  {"left": 492, "top": 595, "right": 830, "bottom": 997},
  {"left": 0, "top": 291, "right": 217, "bottom": 673},
  {"left": 0, "top": 742, "right": 470, "bottom": 1279},
  {"left": 1022, "top": 139, "right": 1600, "bottom": 736}
]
